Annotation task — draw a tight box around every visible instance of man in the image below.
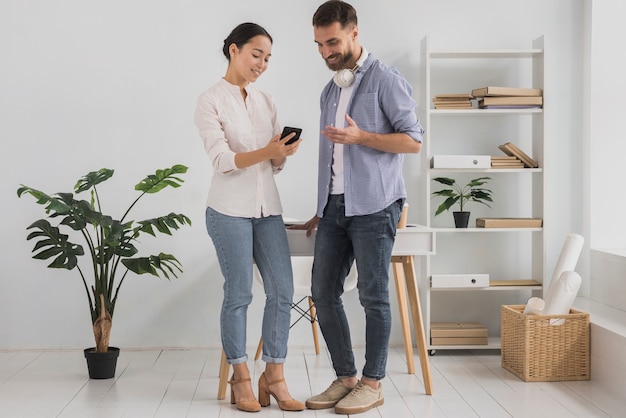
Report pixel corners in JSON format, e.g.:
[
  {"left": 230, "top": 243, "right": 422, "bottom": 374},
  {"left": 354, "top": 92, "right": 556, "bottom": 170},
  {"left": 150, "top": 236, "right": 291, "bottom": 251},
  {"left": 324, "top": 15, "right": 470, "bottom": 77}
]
[{"left": 298, "top": 1, "right": 424, "bottom": 415}]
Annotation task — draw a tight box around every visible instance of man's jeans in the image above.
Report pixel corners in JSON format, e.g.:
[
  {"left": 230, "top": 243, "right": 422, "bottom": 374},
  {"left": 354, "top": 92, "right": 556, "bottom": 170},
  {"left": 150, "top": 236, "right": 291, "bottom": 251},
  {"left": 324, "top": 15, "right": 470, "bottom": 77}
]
[{"left": 311, "top": 194, "right": 403, "bottom": 380}]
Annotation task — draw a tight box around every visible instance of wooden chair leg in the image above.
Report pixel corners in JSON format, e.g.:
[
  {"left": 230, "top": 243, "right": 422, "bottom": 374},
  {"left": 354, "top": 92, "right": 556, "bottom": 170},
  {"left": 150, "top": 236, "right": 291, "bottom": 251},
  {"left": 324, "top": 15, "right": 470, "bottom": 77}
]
[
  {"left": 217, "top": 349, "right": 230, "bottom": 400},
  {"left": 254, "top": 338, "right": 263, "bottom": 360},
  {"left": 308, "top": 296, "right": 321, "bottom": 355}
]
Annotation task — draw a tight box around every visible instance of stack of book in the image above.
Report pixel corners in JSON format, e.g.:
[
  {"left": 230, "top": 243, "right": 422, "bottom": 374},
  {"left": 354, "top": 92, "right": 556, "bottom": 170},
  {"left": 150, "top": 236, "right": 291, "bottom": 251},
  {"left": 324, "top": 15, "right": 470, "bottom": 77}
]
[
  {"left": 498, "top": 142, "right": 539, "bottom": 168},
  {"left": 432, "top": 93, "right": 473, "bottom": 109},
  {"left": 430, "top": 322, "right": 488, "bottom": 346},
  {"left": 491, "top": 155, "right": 524, "bottom": 169},
  {"left": 471, "top": 86, "right": 543, "bottom": 109}
]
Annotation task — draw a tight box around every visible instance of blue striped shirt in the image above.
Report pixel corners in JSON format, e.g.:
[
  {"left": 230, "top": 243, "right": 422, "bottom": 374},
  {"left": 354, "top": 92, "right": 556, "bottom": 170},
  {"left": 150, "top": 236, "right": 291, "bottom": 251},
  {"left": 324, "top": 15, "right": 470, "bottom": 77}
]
[{"left": 316, "top": 52, "right": 424, "bottom": 217}]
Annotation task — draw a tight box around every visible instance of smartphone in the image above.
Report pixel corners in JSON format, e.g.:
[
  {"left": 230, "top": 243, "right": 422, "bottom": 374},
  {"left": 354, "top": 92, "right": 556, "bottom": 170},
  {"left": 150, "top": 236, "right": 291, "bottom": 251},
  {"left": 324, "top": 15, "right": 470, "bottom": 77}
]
[{"left": 281, "top": 126, "right": 302, "bottom": 145}]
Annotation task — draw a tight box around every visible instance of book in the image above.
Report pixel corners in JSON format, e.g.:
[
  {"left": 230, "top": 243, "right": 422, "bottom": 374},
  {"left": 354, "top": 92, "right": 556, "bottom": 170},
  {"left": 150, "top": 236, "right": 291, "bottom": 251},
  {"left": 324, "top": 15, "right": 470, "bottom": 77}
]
[
  {"left": 433, "top": 94, "right": 473, "bottom": 109},
  {"left": 489, "top": 279, "right": 541, "bottom": 286},
  {"left": 491, "top": 155, "right": 519, "bottom": 160},
  {"left": 478, "top": 96, "right": 543, "bottom": 107},
  {"left": 476, "top": 218, "right": 543, "bottom": 228},
  {"left": 471, "top": 86, "right": 542, "bottom": 97},
  {"left": 433, "top": 93, "right": 473, "bottom": 100},
  {"left": 498, "top": 142, "right": 539, "bottom": 168},
  {"left": 480, "top": 105, "right": 542, "bottom": 109},
  {"left": 491, "top": 159, "right": 524, "bottom": 167},
  {"left": 491, "top": 163, "right": 525, "bottom": 168},
  {"left": 431, "top": 337, "right": 488, "bottom": 345},
  {"left": 430, "top": 322, "right": 488, "bottom": 338},
  {"left": 491, "top": 160, "right": 524, "bottom": 165},
  {"left": 434, "top": 103, "right": 473, "bottom": 109}
]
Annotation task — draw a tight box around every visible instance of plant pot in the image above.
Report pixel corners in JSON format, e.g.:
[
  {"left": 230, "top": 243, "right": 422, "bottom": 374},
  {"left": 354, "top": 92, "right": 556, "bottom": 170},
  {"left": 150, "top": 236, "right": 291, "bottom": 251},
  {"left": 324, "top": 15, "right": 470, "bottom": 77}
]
[
  {"left": 84, "top": 347, "right": 120, "bottom": 379},
  {"left": 453, "top": 211, "right": 470, "bottom": 228}
]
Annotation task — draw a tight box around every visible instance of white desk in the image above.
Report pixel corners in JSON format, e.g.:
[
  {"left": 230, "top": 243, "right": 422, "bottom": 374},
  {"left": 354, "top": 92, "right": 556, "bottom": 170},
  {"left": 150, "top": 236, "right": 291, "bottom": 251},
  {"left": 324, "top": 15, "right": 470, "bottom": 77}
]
[
  {"left": 218, "top": 225, "right": 435, "bottom": 399},
  {"left": 286, "top": 225, "right": 435, "bottom": 395}
]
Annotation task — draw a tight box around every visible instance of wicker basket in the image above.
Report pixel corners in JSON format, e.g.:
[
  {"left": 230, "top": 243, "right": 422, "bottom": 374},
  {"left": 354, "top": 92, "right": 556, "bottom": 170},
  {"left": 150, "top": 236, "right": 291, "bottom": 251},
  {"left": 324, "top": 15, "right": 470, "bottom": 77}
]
[{"left": 501, "top": 304, "right": 590, "bottom": 382}]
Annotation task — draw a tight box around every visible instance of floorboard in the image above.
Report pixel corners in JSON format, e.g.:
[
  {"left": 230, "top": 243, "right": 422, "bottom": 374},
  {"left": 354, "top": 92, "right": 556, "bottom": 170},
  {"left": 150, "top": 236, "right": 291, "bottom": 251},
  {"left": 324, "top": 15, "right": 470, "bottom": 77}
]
[{"left": 0, "top": 347, "right": 620, "bottom": 417}]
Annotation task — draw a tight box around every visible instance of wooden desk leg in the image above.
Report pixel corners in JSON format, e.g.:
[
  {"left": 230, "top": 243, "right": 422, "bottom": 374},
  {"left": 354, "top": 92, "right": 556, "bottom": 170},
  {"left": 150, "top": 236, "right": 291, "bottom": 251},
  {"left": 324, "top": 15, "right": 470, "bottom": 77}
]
[
  {"left": 392, "top": 260, "right": 415, "bottom": 374},
  {"left": 397, "top": 255, "right": 433, "bottom": 395},
  {"left": 217, "top": 349, "right": 230, "bottom": 400}
]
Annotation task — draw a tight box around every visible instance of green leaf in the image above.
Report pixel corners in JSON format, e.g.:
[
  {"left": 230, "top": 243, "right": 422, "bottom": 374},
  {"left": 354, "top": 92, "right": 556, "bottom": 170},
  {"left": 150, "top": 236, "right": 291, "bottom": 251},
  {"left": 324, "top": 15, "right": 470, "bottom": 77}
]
[
  {"left": 136, "top": 213, "right": 192, "bottom": 237},
  {"left": 25, "top": 219, "right": 84, "bottom": 269},
  {"left": 135, "top": 165, "right": 188, "bottom": 194},
  {"left": 467, "top": 177, "right": 491, "bottom": 187},
  {"left": 432, "top": 177, "right": 456, "bottom": 186},
  {"left": 17, "top": 186, "right": 72, "bottom": 215},
  {"left": 74, "top": 168, "right": 114, "bottom": 194},
  {"left": 121, "top": 253, "right": 183, "bottom": 280}
]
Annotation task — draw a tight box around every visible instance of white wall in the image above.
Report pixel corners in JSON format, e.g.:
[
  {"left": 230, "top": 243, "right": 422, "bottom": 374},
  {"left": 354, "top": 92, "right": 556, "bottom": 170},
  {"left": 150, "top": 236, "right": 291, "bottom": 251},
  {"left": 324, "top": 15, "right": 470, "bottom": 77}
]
[
  {"left": 587, "top": 0, "right": 626, "bottom": 252},
  {"left": 0, "top": 0, "right": 585, "bottom": 350}
]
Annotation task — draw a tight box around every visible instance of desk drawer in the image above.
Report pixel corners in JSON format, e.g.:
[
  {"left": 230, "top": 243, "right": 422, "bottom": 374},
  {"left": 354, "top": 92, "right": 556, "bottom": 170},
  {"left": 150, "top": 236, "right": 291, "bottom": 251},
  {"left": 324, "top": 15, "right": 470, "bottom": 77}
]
[
  {"left": 431, "top": 274, "right": 489, "bottom": 288},
  {"left": 393, "top": 226, "right": 435, "bottom": 255}
]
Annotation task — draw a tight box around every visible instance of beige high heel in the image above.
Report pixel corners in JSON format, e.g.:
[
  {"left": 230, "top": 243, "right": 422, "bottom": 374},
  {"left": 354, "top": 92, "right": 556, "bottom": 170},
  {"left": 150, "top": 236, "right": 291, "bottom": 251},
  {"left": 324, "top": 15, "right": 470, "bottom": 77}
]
[
  {"left": 229, "top": 374, "right": 261, "bottom": 413},
  {"left": 258, "top": 372, "right": 305, "bottom": 411}
]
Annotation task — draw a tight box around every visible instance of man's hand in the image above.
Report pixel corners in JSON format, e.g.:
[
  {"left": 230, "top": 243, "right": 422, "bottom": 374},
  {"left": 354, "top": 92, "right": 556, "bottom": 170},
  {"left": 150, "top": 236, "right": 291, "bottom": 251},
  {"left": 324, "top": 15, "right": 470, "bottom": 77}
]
[
  {"left": 287, "top": 215, "right": 319, "bottom": 237},
  {"left": 323, "top": 114, "right": 421, "bottom": 154},
  {"left": 321, "top": 114, "right": 362, "bottom": 145}
]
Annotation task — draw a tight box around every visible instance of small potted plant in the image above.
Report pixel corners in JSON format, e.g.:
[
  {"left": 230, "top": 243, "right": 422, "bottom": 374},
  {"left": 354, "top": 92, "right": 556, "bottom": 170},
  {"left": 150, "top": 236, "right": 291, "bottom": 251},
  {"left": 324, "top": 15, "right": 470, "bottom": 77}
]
[
  {"left": 17, "top": 164, "right": 191, "bottom": 378},
  {"left": 431, "top": 176, "right": 493, "bottom": 228}
]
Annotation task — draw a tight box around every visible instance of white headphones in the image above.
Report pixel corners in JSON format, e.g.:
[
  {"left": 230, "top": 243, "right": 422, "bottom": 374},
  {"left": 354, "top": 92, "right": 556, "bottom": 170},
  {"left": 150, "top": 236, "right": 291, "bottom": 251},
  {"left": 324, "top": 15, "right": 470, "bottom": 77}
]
[{"left": 333, "top": 47, "right": 369, "bottom": 88}]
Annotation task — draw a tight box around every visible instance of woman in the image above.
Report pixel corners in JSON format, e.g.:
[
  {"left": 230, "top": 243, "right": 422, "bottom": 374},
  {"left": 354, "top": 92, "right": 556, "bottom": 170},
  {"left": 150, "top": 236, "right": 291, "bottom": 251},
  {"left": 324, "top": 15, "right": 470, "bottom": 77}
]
[{"left": 194, "top": 23, "right": 304, "bottom": 413}]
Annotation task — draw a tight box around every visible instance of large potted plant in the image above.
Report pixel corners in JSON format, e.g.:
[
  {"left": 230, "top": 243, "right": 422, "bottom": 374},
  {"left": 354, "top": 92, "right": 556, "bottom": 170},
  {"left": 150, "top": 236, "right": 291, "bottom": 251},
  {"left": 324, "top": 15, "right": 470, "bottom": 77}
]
[
  {"left": 431, "top": 176, "right": 493, "bottom": 228},
  {"left": 17, "top": 164, "right": 191, "bottom": 378}
]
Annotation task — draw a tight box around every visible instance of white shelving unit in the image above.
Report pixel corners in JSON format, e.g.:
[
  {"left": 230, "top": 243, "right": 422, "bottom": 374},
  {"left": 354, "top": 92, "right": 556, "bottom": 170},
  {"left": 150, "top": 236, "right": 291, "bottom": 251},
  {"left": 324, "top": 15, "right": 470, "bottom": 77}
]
[{"left": 420, "top": 36, "right": 546, "bottom": 353}]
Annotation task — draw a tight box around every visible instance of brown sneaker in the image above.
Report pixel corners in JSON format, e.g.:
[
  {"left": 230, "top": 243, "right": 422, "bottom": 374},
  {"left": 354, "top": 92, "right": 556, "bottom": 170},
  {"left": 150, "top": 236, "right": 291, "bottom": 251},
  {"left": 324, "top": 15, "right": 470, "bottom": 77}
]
[
  {"left": 334, "top": 380, "right": 384, "bottom": 415},
  {"left": 305, "top": 379, "right": 353, "bottom": 410}
]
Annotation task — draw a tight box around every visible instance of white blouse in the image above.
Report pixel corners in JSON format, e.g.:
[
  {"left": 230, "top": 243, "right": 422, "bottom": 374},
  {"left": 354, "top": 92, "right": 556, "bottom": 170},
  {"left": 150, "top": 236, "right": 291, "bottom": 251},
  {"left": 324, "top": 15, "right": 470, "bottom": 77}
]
[{"left": 194, "top": 78, "right": 284, "bottom": 218}]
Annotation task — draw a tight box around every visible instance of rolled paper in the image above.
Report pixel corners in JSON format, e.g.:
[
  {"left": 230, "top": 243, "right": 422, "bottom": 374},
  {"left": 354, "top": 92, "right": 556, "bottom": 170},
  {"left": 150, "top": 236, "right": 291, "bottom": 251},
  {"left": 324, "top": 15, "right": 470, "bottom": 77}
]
[
  {"left": 523, "top": 296, "right": 545, "bottom": 315},
  {"left": 544, "top": 233, "right": 584, "bottom": 303},
  {"left": 543, "top": 270, "right": 582, "bottom": 325}
]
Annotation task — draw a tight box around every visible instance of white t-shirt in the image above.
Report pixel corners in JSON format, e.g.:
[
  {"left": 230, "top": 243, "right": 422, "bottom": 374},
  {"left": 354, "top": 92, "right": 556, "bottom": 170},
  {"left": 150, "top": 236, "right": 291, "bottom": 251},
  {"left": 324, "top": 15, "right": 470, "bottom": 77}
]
[{"left": 330, "top": 83, "right": 354, "bottom": 194}]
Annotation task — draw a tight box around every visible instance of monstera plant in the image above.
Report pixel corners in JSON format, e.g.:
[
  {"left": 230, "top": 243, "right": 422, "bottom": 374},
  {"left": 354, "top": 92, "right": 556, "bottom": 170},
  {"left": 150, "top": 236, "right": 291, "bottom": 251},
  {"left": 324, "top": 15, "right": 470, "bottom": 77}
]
[{"left": 17, "top": 164, "right": 191, "bottom": 372}]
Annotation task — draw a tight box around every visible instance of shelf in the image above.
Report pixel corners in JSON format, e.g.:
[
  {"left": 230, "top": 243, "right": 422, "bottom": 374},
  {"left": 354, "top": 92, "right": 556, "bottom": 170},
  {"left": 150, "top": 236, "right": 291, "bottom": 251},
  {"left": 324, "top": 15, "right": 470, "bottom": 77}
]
[
  {"left": 430, "top": 108, "right": 542, "bottom": 115},
  {"left": 430, "top": 285, "right": 542, "bottom": 292},
  {"left": 433, "top": 227, "right": 543, "bottom": 233},
  {"left": 430, "top": 168, "right": 542, "bottom": 174},
  {"left": 429, "top": 337, "right": 501, "bottom": 351},
  {"left": 422, "top": 35, "right": 546, "bottom": 352},
  {"left": 430, "top": 50, "right": 542, "bottom": 59}
]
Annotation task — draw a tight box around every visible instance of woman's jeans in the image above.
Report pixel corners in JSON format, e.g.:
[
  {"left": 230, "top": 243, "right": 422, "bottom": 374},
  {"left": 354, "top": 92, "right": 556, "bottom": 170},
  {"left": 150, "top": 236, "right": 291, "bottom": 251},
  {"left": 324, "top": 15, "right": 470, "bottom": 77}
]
[
  {"left": 205, "top": 207, "right": 294, "bottom": 365},
  {"left": 311, "top": 194, "right": 403, "bottom": 381}
]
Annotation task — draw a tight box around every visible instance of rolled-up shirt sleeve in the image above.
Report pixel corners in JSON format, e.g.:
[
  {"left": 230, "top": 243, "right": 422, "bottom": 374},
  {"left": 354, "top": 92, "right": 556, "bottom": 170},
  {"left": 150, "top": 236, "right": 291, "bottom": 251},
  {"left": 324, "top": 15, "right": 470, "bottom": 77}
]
[
  {"left": 381, "top": 70, "right": 424, "bottom": 143},
  {"left": 194, "top": 93, "right": 238, "bottom": 174}
]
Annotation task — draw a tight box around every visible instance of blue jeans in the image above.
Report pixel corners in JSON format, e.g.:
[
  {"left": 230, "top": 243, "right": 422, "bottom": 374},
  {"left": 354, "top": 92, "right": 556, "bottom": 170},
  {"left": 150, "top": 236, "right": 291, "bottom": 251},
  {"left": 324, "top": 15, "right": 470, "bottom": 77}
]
[
  {"left": 311, "top": 195, "right": 403, "bottom": 380},
  {"left": 205, "top": 207, "right": 294, "bottom": 365}
]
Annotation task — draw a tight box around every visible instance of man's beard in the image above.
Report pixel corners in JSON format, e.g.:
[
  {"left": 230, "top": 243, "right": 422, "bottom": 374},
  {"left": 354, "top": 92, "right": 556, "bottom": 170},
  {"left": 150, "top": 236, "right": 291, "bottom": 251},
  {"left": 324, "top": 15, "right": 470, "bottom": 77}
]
[{"left": 325, "top": 50, "right": 354, "bottom": 71}]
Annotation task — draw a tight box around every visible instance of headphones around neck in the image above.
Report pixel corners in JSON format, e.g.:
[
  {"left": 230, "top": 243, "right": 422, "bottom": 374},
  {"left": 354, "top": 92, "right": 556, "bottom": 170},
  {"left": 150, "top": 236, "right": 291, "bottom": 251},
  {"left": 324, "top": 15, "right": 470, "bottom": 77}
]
[{"left": 333, "top": 47, "right": 369, "bottom": 88}]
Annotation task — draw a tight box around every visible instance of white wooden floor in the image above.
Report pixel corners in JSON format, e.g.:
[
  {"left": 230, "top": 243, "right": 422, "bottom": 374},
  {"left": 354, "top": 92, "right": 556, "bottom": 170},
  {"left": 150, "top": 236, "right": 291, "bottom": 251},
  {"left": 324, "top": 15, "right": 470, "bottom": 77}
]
[{"left": 0, "top": 347, "right": 622, "bottom": 417}]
